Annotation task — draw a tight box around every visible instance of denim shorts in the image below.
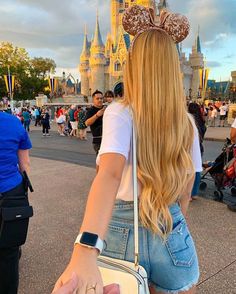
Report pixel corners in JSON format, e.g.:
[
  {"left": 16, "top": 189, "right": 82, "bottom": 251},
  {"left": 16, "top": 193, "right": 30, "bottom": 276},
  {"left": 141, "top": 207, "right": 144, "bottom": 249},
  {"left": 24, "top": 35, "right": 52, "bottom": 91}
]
[{"left": 101, "top": 200, "right": 199, "bottom": 293}]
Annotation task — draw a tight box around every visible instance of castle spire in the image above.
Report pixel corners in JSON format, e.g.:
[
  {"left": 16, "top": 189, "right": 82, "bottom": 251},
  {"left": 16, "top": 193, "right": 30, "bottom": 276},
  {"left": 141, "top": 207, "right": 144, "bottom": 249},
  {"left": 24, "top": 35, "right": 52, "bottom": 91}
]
[
  {"left": 81, "top": 25, "right": 89, "bottom": 57},
  {"left": 158, "top": 0, "right": 168, "bottom": 12},
  {"left": 92, "top": 11, "right": 104, "bottom": 47},
  {"left": 196, "top": 25, "right": 201, "bottom": 53}
]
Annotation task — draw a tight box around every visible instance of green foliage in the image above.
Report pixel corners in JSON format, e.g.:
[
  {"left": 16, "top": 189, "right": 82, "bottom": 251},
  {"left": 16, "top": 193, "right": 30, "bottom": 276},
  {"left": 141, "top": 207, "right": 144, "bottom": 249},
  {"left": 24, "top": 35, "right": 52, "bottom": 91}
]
[
  {"left": 0, "top": 42, "right": 57, "bottom": 100},
  {"left": 30, "top": 57, "right": 56, "bottom": 79}
]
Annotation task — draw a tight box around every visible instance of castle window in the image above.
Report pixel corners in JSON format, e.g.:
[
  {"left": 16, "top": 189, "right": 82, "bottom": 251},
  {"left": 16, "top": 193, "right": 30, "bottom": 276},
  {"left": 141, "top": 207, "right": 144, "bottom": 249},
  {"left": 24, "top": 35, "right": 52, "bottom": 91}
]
[
  {"left": 114, "top": 62, "right": 121, "bottom": 72},
  {"left": 125, "top": 2, "right": 129, "bottom": 8}
]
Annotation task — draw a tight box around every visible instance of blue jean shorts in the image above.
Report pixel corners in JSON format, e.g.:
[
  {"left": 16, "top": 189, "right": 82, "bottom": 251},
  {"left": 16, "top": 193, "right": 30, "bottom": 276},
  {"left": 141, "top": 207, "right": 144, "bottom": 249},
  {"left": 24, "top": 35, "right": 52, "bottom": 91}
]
[{"left": 101, "top": 200, "right": 199, "bottom": 293}]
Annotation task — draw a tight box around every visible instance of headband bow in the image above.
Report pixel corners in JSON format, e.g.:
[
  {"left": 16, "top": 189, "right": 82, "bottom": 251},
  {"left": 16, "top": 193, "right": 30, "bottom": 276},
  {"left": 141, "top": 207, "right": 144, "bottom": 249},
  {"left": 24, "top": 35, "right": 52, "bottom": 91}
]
[{"left": 122, "top": 5, "right": 190, "bottom": 44}]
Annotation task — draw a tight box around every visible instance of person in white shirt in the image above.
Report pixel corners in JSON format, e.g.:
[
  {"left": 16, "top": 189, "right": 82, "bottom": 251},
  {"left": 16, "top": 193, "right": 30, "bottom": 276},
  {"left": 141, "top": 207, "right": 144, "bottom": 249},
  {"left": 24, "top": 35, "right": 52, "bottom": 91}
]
[
  {"left": 219, "top": 103, "right": 227, "bottom": 127},
  {"left": 53, "top": 12, "right": 201, "bottom": 294},
  {"left": 208, "top": 105, "right": 218, "bottom": 127}
]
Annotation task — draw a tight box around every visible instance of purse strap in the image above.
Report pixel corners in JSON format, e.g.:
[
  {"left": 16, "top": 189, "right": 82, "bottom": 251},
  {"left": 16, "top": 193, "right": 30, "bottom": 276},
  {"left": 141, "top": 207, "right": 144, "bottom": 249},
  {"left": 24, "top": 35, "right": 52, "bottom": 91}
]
[{"left": 132, "top": 123, "right": 139, "bottom": 269}]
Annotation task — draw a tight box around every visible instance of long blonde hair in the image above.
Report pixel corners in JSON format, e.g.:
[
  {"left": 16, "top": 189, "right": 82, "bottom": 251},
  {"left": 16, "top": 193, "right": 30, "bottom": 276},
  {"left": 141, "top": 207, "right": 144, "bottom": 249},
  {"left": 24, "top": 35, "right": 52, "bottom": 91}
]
[{"left": 123, "top": 29, "right": 194, "bottom": 239}]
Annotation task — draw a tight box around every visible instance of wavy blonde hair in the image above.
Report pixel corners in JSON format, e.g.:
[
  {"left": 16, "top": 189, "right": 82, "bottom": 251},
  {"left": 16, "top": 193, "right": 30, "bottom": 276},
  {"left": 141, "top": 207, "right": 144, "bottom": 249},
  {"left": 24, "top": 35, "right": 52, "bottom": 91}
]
[{"left": 123, "top": 29, "right": 194, "bottom": 239}]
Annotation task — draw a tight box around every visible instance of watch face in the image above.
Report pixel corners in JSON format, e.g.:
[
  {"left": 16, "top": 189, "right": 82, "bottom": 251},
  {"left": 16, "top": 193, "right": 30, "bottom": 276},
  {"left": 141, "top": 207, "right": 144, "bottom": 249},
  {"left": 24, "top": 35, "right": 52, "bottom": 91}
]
[{"left": 80, "top": 232, "right": 98, "bottom": 247}]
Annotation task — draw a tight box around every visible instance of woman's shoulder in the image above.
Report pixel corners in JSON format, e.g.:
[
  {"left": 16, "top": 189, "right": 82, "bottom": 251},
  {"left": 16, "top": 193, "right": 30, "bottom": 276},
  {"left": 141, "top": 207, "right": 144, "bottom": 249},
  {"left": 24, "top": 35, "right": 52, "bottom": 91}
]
[
  {"left": 187, "top": 113, "right": 199, "bottom": 135},
  {"left": 105, "top": 101, "right": 131, "bottom": 120}
]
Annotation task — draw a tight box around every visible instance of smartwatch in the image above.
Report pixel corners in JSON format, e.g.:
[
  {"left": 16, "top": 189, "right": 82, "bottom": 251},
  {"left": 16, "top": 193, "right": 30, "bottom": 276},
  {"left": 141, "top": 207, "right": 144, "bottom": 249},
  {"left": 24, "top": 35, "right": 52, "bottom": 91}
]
[{"left": 74, "top": 232, "right": 103, "bottom": 254}]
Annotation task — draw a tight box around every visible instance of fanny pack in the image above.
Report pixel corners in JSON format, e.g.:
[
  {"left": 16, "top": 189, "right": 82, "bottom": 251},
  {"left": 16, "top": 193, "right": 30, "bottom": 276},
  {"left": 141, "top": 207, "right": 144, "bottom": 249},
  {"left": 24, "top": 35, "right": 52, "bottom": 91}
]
[{"left": 0, "top": 172, "right": 34, "bottom": 249}]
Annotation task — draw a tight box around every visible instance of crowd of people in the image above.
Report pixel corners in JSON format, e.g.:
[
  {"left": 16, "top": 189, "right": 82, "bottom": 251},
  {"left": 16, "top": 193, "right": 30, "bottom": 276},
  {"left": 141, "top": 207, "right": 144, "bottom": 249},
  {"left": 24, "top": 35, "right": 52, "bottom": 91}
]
[
  {"left": 2, "top": 90, "right": 117, "bottom": 144},
  {"left": 196, "top": 102, "right": 229, "bottom": 128}
]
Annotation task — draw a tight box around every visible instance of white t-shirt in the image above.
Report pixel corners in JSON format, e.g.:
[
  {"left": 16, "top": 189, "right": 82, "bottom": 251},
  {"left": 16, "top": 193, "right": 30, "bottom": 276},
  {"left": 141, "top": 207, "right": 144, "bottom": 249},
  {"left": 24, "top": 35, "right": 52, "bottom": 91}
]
[
  {"left": 97, "top": 102, "right": 202, "bottom": 201},
  {"left": 231, "top": 118, "right": 236, "bottom": 128},
  {"left": 211, "top": 109, "right": 218, "bottom": 118},
  {"left": 220, "top": 105, "right": 227, "bottom": 116}
]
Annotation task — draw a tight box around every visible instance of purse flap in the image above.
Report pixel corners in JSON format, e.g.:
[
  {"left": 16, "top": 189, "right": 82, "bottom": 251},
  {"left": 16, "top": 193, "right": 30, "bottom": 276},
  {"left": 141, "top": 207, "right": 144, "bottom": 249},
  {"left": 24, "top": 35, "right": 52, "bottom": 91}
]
[
  {"left": 1, "top": 206, "right": 33, "bottom": 221},
  {"left": 98, "top": 256, "right": 149, "bottom": 293}
]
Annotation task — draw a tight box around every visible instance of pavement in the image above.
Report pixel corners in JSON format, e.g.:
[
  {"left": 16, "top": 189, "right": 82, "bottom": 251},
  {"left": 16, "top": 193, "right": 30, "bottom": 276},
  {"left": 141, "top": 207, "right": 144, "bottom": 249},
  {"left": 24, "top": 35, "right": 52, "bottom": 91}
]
[
  {"left": 205, "top": 124, "right": 231, "bottom": 142},
  {"left": 17, "top": 122, "right": 236, "bottom": 294}
]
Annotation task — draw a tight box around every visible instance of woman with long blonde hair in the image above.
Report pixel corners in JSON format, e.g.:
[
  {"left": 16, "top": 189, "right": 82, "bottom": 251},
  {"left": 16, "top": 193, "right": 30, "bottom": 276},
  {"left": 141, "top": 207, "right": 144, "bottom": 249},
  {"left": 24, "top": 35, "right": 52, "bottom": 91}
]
[{"left": 53, "top": 6, "right": 202, "bottom": 294}]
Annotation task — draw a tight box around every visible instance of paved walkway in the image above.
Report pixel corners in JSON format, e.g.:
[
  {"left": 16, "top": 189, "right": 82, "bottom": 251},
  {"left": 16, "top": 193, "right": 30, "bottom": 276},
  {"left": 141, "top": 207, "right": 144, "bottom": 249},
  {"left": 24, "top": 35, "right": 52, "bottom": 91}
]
[
  {"left": 18, "top": 155, "right": 236, "bottom": 294},
  {"left": 32, "top": 119, "right": 232, "bottom": 142},
  {"left": 205, "top": 125, "right": 231, "bottom": 142}
]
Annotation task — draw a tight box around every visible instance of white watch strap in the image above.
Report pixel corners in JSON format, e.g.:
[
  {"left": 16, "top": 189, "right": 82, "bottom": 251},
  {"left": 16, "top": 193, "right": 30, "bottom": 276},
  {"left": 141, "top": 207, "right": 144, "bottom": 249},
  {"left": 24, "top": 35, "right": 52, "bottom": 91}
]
[{"left": 75, "top": 233, "right": 103, "bottom": 254}]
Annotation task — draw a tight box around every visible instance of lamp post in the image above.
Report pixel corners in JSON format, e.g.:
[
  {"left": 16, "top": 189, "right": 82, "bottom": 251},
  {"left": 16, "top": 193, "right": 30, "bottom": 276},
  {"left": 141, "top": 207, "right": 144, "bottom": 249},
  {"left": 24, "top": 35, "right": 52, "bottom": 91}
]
[
  {"left": 48, "top": 77, "right": 58, "bottom": 102},
  {"left": 4, "top": 66, "right": 15, "bottom": 110},
  {"left": 198, "top": 86, "right": 202, "bottom": 102}
]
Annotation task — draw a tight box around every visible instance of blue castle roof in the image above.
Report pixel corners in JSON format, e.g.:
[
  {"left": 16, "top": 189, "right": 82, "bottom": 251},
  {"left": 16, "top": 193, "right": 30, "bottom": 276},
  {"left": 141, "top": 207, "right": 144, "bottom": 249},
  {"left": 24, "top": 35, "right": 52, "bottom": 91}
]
[
  {"left": 197, "top": 35, "right": 201, "bottom": 53},
  {"left": 207, "top": 80, "right": 230, "bottom": 94},
  {"left": 124, "top": 34, "right": 130, "bottom": 49}
]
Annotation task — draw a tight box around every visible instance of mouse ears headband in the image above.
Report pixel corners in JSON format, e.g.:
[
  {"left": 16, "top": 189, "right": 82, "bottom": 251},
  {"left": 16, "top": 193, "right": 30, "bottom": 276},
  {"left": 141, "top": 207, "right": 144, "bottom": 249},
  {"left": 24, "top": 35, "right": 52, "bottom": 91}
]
[{"left": 122, "top": 5, "right": 190, "bottom": 45}]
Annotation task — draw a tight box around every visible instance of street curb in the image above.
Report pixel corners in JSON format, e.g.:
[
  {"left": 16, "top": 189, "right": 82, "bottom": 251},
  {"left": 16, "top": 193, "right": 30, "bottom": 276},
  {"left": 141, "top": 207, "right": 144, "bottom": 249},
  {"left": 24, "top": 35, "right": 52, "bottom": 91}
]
[{"left": 204, "top": 137, "right": 226, "bottom": 142}]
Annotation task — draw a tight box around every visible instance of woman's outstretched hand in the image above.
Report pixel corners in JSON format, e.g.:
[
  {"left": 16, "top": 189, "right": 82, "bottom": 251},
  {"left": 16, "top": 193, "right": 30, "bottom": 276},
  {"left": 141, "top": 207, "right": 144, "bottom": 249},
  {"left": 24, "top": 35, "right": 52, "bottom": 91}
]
[
  {"left": 52, "top": 272, "right": 78, "bottom": 294},
  {"left": 52, "top": 246, "right": 103, "bottom": 294}
]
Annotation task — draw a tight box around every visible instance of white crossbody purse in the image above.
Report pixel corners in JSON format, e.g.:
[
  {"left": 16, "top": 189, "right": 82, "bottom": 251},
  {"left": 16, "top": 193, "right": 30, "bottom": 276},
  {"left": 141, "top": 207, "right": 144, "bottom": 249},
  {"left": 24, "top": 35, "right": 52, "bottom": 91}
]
[{"left": 98, "top": 124, "right": 150, "bottom": 294}]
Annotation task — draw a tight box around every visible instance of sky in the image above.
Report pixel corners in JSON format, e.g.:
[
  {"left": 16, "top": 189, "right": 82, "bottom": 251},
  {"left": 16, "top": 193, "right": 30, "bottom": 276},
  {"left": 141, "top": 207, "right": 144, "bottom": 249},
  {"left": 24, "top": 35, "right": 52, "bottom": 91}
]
[{"left": 0, "top": 0, "right": 235, "bottom": 82}]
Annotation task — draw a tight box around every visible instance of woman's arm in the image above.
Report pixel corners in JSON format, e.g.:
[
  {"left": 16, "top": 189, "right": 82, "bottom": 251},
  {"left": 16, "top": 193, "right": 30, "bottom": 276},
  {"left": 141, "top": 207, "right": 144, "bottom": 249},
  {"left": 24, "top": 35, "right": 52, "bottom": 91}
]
[
  {"left": 18, "top": 149, "right": 30, "bottom": 174},
  {"left": 80, "top": 153, "right": 125, "bottom": 238},
  {"left": 178, "top": 174, "right": 195, "bottom": 217},
  {"left": 53, "top": 152, "right": 125, "bottom": 293}
]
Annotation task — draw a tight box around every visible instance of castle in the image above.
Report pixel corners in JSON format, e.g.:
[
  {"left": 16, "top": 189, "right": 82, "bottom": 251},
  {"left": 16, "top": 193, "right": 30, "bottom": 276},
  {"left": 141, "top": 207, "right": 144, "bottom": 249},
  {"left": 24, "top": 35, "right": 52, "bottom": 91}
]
[{"left": 79, "top": 0, "right": 204, "bottom": 100}]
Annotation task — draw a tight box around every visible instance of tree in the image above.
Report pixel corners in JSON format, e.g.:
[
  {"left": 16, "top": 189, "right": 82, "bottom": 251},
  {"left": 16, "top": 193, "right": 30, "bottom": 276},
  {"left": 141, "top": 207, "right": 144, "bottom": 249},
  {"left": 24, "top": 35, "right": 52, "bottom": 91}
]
[
  {"left": 0, "top": 42, "right": 30, "bottom": 70},
  {"left": 0, "top": 42, "right": 30, "bottom": 98},
  {"left": 30, "top": 57, "right": 56, "bottom": 79},
  {"left": 0, "top": 42, "right": 57, "bottom": 100}
]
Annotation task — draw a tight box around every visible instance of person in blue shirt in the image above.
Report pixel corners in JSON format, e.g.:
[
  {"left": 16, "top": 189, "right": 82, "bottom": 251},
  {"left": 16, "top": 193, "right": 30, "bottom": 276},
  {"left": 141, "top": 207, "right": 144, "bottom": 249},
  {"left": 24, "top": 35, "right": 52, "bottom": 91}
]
[
  {"left": 34, "top": 107, "right": 41, "bottom": 126},
  {"left": 0, "top": 101, "right": 32, "bottom": 294},
  {"left": 22, "top": 108, "right": 31, "bottom": 132}
]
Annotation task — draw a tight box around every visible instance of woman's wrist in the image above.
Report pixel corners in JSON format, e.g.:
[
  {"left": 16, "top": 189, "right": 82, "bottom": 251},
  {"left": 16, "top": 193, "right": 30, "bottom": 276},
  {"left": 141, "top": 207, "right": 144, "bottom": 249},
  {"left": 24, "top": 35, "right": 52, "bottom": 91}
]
[{"left": 73, "top": 243, "right": 99, "bottom": 258}]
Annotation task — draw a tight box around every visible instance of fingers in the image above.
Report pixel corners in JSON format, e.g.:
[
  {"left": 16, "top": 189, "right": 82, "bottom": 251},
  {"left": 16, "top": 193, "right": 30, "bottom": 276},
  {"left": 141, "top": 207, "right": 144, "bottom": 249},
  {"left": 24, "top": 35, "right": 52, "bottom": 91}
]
[
  {"left": 95, "top": 283, "right": 103, "bottom": 294},
  {"left": 76, "top": 284, "right": 103, "bottom": 294},
  {"left": 52, "top": 279, "right": 62, "bottom": 292},
  {"left": 52, "top": 273, "right": 79, "bottom": 294}
]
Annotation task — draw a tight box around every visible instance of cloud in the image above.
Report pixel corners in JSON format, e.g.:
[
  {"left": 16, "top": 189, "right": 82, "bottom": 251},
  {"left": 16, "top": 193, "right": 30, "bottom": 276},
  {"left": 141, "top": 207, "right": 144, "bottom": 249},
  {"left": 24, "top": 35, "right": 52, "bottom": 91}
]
[
  {"left": 206, "top": 61, "right": 221, "bottom": 68},
  {"left": 0, "top": 0, "right": 235, "bottom": 80},
  {"left": 224, "top": 53, "right": 235, "bottom": 59},
  {"left": 169, "top": 0, "right": 236, "bottom": 48},
  {"left": 0, "top": 0, "right": 110, "bottom": 72}
]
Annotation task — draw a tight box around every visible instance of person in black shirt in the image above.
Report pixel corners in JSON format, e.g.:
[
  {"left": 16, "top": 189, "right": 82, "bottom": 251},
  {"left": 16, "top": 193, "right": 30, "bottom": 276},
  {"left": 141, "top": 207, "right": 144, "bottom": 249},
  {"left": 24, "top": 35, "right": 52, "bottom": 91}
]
[
  {"left": 41, "top": 108, "right": 50, "bottom": 136},
  {"left": 85, "top": 90, "right": 106, "bottom": 155}
]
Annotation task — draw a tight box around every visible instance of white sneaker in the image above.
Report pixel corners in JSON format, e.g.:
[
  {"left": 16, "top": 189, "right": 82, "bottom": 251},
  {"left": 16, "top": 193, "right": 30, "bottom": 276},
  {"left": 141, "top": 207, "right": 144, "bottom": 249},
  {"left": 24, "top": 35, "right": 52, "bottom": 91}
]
[
  {"left": 60, "top": 133, "right": 65, "bottom": 136},
  {"left": 42, "top": 134, "right": 46, "bottom": 137}
]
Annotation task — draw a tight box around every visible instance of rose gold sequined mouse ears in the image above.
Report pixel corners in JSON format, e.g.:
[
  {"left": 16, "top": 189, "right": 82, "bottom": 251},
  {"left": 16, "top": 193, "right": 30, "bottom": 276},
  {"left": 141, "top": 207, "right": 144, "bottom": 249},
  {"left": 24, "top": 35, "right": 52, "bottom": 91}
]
[{"left": 122, "top": 5, "right": 190, "bottom": 44}]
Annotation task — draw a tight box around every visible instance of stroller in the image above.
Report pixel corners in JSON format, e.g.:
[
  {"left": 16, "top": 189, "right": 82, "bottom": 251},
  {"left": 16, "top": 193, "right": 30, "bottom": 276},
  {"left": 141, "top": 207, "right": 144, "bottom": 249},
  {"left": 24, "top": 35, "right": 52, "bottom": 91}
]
[{"left": 200, "top": 138, "right": 236, "bottom": 202}]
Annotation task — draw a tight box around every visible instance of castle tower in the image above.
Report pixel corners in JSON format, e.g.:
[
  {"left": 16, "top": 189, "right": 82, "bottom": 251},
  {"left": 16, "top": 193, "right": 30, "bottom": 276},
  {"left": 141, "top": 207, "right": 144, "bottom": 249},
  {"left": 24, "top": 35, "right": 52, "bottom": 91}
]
[
  {"left": 158, "top": 0, "right": 168, "bottom": 13},
  {"left": 78, "top": 0, "right": 204, "bottom": 99},
  {"left": 111, "top": 0, "right": 120, "bottom": 46},
  {"left": 89, "top": 13, "right": 106, "bottom": 93},
  {"left": 137, "top": 0, "right": 154, "bottom": 7},
  {"left": 79, "top": 26, "right": 90, "bottom": 96},
  {"left": 189, "top": 30, "right": 204, "bottom": 100}
]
